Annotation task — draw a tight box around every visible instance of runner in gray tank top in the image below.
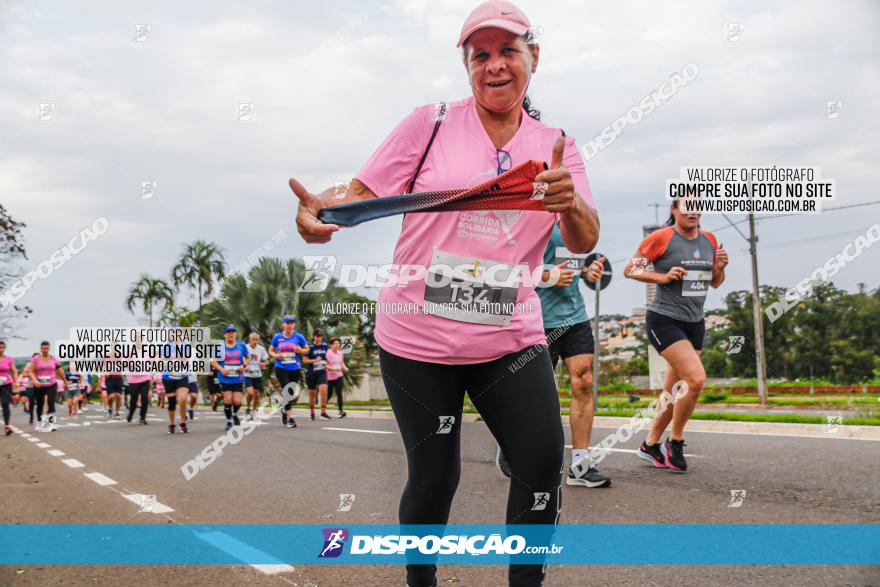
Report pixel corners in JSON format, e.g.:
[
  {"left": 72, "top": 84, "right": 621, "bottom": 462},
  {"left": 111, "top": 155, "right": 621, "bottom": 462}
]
[{"left": 624, "top": 200, "right": 728, "bottom": 473}]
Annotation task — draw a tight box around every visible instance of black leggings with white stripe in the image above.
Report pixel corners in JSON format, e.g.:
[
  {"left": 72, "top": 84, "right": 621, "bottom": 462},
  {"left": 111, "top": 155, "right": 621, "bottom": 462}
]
[
  {"left": 379, "top": 346, "right": 563, "bottom": 587},
  {"left": 34, "top": 383, "right": 57, "bottom": 419}
]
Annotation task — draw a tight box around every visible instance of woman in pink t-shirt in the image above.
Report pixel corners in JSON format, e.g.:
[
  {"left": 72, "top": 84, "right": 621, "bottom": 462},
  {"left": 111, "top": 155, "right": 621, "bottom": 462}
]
[
  {"left": 125, "top": 372, "right": 153, "bottom": 425},
  {"left": 21, "top": 341, "right": 68, "bottom": 432},
  {"left": 325, "top": 337, "right": 348, "bottom": 418},
  {"left": 0, "top": 340, "right": 19, "bottom": 435},
  {"left": 290, "top": 2, "right": 599, "bottom": 585}
]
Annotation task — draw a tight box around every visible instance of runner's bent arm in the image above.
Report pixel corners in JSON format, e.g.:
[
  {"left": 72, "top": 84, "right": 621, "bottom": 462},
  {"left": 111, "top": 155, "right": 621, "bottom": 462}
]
[
  {"left": 711, "top": 244, "right": 728, "bottom": 288},
  {"left": 624, "top": 247, "right": 687, "bottom": 284}
]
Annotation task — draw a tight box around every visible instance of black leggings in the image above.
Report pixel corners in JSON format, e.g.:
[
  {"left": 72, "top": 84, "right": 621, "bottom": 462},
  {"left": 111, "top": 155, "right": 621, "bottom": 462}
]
[
  {"left": 379, "top": 346, "right": 564, "bottom": 587},
  {"left": 34, "top": 384, "right": 58, "bottom": 419},
  {"left": 127, "top": 381, "right": 150, "bottom": 421},
  {"left": 1, "top": 385, "right": 12, "bottom": 426},
  {"left": 327, "top": 378, "right": 344, "bottom": 412},
  {"left": 275, "top": 369, "right": 301, "bottom": 411}
]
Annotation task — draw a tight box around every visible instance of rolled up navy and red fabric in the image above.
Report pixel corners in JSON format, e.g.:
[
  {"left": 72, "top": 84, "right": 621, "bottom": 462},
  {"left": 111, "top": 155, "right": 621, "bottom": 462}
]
[{"left": 317, "top": 160, "right": 549, "bottom": 226}]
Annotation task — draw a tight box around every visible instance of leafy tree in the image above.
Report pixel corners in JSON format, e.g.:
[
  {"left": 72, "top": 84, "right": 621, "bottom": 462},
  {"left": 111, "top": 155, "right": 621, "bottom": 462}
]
[
  {"left": 701, "top": 347, "right": 728, "bottom": 377},
  {"left": 158, "top": 304, "right": 199, "bottom": 327},
  {"left": 0, "top": 204, "right": 32, "bottom": 338}
]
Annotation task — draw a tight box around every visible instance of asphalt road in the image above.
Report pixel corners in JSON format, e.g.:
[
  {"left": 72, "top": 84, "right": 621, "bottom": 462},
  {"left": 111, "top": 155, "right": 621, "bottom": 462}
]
[{"left": 1, "top": 404, "right": 877, "bottom": 586}]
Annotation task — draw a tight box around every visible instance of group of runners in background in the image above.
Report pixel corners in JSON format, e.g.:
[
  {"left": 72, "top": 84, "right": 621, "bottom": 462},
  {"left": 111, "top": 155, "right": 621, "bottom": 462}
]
[{"left": 0, "top": 318, "right": 350, "bottom": 435}]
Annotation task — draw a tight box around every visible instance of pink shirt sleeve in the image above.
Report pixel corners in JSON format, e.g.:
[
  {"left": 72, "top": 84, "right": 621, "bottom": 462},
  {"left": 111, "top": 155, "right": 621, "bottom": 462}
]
[{"left": 355, "top": 106, "right": 431, "bottom": 198}]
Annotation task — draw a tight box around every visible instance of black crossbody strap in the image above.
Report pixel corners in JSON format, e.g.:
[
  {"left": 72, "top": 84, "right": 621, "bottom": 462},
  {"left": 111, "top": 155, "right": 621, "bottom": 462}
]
[{"left": 406, "top": 102, "right": 445, "bottom": 194}]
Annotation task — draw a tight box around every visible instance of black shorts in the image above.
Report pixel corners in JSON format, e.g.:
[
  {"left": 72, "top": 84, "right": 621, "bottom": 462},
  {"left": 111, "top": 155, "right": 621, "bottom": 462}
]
[
  {"left": 164, "top": 378, "right": 189, "bottom": 393},
  {"left": 1, "top": 384, "right": 12, "bottom": 402},
  {"left": 545, "top": 320, "right": 595, "bottom": 367},
  {"left": 275, "top": 368, "right": 301, "bottom": 403},
  {"left": 105, "top": 378, "right": 124, "bottom": 394},
  {"left": 244, "top": 376, "right": 263, "bottom": 391},
  {"left": 206, "top": 375, "right": 221, "bottom": 394},
  {"left": 187, "top": 381, "right": 198, "bottom": 394},
  {"left": 646, "top": 310, "right": 705, "bottom": 353},
  {"left": 306, "top": 370, "right": 328, "bottom": 389},
  {"left": 275, "top": 368, "right": 301, "bottom": 387},
  {"left": 220, "top": 382, "right": 243, "bottom": 393}
]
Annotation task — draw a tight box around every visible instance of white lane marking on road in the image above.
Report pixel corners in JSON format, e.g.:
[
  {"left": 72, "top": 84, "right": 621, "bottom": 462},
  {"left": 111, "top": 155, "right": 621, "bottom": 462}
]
[
  {"left": 252, "top": 564, "right": 296, "bottom": 575},
  {"left": 36, "top": 442, "right": 51, "bottom": 448},
  {"left": 194, "top": 530, "right": 294, "bottom": 575},
  {"left": 65, "top": 422, "right": 81, "bottom": 427},
  {"left": 566, "top": 444, "right": 699, "bottom": 458},
  {"left": 20, "top": 433, "right": 32, "bottom": 438},
  {"left": 47, "top": 449, "right": 65, "bottom": 456},
  {"left": 82, "top": 421, "right": 91, "bottom": 426},
  {"left": 27, "top": 437, "right": 40, "bottom": 442},
  {"left": 62, "top": 459, "right": 85, "bottom": 468},
  {"left": 322, "top": 427, "right": 393, "bottom": 435},
  {"left": 123, "top": 494, "right": 175, "bottom": 514},
  {"left": 84, "top": 472, "right": 117, "bottom": 486}
]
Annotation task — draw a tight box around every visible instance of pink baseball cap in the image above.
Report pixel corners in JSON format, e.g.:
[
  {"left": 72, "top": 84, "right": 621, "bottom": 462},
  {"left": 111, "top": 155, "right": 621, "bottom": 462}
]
[{"left": 457, "top": 0, "right": 532, "bottom": 48}]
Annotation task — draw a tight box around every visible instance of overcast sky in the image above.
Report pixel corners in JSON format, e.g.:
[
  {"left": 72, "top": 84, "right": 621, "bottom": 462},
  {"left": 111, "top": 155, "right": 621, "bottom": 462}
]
[{"left": 2, "top": 0, "right": 878, "bottom": 356}]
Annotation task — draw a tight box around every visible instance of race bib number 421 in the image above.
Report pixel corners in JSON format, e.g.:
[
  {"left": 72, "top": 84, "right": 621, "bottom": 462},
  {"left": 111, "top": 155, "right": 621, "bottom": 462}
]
[
  {"left": 423, "top": 250, "right": 520, "bottom": 327},
  {"left": 553, "top": 246, "right": 587, "bottom": 271}
]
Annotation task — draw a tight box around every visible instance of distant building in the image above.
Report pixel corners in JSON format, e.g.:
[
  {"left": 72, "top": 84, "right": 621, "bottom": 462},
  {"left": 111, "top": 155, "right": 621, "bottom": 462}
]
[{"left": 705, "top": 315, "right": 731, "bottom": 330}]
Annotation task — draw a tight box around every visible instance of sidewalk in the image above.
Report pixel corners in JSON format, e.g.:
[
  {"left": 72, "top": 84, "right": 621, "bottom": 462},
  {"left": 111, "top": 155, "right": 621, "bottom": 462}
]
[{"left": 290, "top": 408, "right": 880, "bottom": 441}]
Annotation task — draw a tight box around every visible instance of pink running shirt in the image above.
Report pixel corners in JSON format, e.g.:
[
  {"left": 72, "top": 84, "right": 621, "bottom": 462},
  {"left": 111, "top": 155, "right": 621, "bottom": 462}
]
[
  {"left": 0, "top": 356, "right": 13, "bottom": 385},
  {"left": 32, "top": 355, "right": 60, "bottom": 386},
  {"left": 326, "top": 349, "right": 344, "bottom": 381},
  {"left": 355, "top": 96, "right": 595, "bottom": 365}
]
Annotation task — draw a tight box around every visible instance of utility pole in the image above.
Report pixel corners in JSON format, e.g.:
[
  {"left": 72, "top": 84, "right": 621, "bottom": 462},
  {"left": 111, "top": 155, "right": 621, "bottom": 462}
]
[
  {"left": 648, "top": 202, "right": 664, "bottom": 226},
  {"left": 747, "top": 211, "right": 769, "bottom": 406},
  {"left": 720, "top": 179, "right": 768, "bottom": 406}
]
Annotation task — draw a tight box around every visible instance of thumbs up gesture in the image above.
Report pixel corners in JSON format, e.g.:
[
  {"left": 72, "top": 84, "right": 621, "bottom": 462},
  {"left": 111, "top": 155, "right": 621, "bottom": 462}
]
[
  {"left": 715, "top": 243, "right": 729, "bottom": 270},
  {"left": 535, "top": 136, "right": 576, "bottom": 214}
]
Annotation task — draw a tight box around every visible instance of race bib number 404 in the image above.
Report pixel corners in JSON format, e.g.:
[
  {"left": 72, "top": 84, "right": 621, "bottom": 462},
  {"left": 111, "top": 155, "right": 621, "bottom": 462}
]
[
  {"left": 423, "top": 249, "right": 520, "bottom": 327},
  {"left": 682, "top": 270, "right": 712, "bottom": 297}
]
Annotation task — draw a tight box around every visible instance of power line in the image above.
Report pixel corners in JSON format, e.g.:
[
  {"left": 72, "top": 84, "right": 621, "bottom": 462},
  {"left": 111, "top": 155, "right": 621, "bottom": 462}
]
[
  {"left": 609, "top": 200, "right": 880, "bottom": 265},
  {"left": 707, "top": 200, "right": 880, "bottom": 234},
  {"left": 729, "top": 226, "right": 875, "bottom": 255}
]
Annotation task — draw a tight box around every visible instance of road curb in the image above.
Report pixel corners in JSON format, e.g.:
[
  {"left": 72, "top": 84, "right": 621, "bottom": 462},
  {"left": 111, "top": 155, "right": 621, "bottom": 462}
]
[{"left": 300, "top": 409, "right": 880, "bottom": 441}]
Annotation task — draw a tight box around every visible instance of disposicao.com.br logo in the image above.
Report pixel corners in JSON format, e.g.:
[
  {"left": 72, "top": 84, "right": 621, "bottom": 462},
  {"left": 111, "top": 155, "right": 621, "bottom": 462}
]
[{"left": 319, "top": 528, "right": 561, "bottom": 557}]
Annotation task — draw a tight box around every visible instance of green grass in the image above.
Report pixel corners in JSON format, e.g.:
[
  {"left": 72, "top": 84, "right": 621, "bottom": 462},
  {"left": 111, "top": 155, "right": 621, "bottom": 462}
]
[{"left": 591, "top": 409, "right": 880, "bottom": 426}]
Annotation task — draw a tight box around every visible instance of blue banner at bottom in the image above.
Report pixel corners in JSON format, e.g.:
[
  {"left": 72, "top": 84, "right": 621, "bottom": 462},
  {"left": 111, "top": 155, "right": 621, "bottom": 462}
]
[{"left": 0, "top": 524, "right": 877, "bottom": 565}]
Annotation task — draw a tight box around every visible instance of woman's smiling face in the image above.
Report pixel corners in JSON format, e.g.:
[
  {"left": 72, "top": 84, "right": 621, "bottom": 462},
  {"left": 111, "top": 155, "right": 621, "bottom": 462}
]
[{"left": 463, "top": 27, "right": 538, "bottom": 114}]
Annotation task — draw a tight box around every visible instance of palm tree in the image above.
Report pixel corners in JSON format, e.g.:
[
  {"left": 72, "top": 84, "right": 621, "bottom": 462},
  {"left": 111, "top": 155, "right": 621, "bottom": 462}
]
[
  {"left": 204, "top": 256, "right": 366, "bottom": 388},
  {"left": 126, "top": 275, "right": 175, "bottom": 327},
  {"left": 170, "top": 240, "right": 226, "bottom": 325}
]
